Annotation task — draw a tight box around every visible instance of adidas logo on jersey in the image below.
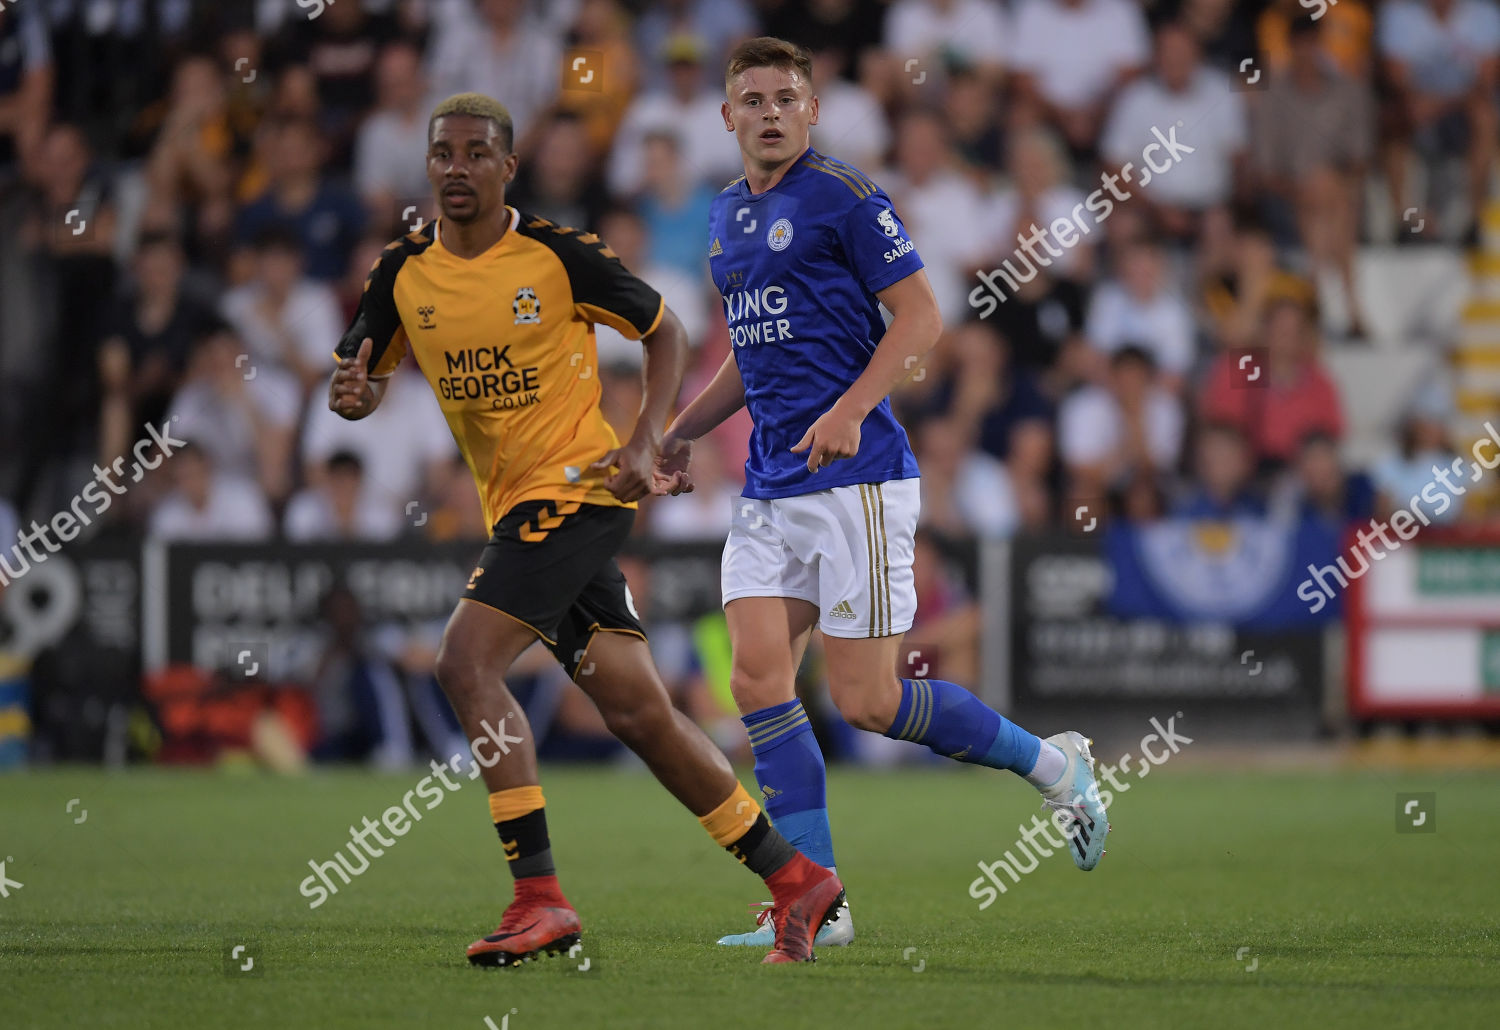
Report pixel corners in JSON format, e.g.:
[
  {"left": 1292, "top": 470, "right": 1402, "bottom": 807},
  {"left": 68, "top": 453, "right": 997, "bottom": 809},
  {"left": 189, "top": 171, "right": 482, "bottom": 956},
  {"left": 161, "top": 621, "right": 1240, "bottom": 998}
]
[
  {"left": 760, "top": 784, "right": 782, "bottom": 800},
  {"left": 829, "top": 600, "right": 858, "bottom": 620},
  {"left": 708, "top": 237, "right": 722, "bottom": 257}
]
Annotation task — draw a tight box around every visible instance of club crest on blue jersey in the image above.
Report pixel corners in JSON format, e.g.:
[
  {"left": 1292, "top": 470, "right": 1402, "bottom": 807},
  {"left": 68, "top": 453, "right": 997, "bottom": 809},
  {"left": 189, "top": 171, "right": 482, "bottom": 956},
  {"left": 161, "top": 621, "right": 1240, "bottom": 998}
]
[{"left": 767, "top": 218, "right": 794, "bottom": 252}]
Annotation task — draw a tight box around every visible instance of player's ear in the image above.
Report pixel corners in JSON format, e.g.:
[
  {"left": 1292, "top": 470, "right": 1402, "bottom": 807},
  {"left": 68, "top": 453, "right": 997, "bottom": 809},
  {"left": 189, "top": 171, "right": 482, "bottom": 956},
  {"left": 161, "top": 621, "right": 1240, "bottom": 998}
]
[
  {"left": 809, "top": 94, "right": 819, "bottom": 127},
  {"left": 721, "top": 99, "right": 733, "bottom": 132},
  {"left": 502, "top": 151, "right": 519, "bottom": 184}
]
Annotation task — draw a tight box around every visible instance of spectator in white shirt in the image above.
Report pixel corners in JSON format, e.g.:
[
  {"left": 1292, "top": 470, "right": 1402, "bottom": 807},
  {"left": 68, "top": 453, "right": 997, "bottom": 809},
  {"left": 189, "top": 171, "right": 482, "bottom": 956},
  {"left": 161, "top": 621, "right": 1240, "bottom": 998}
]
[
  {"left": 1059, "top": 344, "right": 1185, "bottom": 498},
  {"left": 167, "top": 324, "right": 302, "bottom": 504},
  {"left": 883, "top": 109, "right": 992, "bottom": 324},
  {"left": 148, "top": 441, "right": 274, "bottom": 542},
  {"left": 808, "top": 44, "right": 891, "bottom": 170},
  {"left": 300, "top": 364, "right": 456, "bottom": 522},
  {"left": 284, "top": 450, "right": 404, "bottom": 543},
  {"left": 221, "top": 224, "right": 345, "bottom": 393},
  {"left": 353, "top": 41, "right": 433, "bottom": 229},
  {"left": 915, "top": 415, "right": 1021, "bottom": 540},
  {"left": 1085, "top": 239, "right": 1197, "bottom": 391},
  {"left": 1101, "top": 21, "right": 1247, "bottom": 240},
  {"left": 984, "top": 126, "right": 1096, "bottom": 283},
  {"left": 1378, "top": 0, "right": 1500, "bottom": 242},
  {"left": 882, "top": 0, "right": 1010, "bottom": 86},
  {"left": 608, "top": 34, "right": 742, "bottom": 196},
  {"left": 1009, "top": 0, "right": 1150, "bottom": 158},
  {"left": 425, "top": 0, "right": 563, "bottom": 151}
]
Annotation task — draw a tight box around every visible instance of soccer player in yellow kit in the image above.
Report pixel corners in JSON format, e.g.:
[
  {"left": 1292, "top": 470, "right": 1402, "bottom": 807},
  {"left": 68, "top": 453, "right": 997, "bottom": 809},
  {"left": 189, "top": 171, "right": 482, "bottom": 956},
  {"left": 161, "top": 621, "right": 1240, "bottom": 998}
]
[{"left": 328, "top": 93, "right": 842, "bottom": 966}]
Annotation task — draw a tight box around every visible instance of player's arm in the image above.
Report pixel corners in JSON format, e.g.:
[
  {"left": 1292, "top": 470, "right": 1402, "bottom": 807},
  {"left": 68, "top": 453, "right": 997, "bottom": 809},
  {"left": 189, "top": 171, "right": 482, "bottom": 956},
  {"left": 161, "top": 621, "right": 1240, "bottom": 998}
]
[
  {"left": 839, "top": 270, "right": 942, "bottom": 420},
  {"left": 655, "top": 352, "right": 746, "bottom": 495},
  {"left": 594, "top": 305, "right": 691, "bottom": 502},
  {"left": 792, "top": 269, "right": 942, "bottom": 473},
  {"left": 328, "top": 245, "right": 410, "bottom": 420}
]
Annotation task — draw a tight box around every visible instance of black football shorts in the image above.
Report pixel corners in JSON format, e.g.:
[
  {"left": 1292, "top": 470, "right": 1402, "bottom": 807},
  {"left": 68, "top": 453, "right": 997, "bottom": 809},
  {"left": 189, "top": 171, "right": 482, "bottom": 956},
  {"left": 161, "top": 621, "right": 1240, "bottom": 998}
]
[{"left": 462, "top": 499, "right": 646, "bottom": 677}]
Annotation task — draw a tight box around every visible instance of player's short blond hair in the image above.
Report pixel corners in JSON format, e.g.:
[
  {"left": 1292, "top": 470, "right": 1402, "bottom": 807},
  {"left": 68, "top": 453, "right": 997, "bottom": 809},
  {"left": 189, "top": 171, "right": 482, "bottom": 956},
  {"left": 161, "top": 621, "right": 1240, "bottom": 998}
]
[
  {"left": 428, "top": 93, "right": 514, "bottom": 151},
  {"left": 724, "top": 36, "right": 813, "bottom": 90}
]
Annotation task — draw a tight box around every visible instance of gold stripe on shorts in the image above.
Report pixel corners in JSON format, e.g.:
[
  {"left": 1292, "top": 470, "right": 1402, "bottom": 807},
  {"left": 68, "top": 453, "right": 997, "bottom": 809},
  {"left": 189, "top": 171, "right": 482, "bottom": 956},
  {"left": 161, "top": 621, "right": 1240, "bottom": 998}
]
[
  {"left": 858, "top": 484, "right": 880, "bottom": 638},
  {"left": 875, "top": 483, "right": 892, "bottom": 636}
]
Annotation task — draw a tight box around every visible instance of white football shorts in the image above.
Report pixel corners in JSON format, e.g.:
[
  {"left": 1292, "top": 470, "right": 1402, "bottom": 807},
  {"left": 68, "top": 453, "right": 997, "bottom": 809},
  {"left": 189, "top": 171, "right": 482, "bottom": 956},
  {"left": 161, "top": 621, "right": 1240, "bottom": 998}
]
[{"left": 721, "top": 478, "right": 920, "bottom": 639}]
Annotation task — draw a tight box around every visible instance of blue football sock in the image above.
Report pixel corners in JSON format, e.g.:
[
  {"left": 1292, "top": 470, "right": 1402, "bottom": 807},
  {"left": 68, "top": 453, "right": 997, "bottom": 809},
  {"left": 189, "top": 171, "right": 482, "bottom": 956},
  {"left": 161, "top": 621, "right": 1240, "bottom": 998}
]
[
  {"left": 887, "top": 678, "right": 1042, "bottom": 775},
  {"left": 742, "top": 699, "right": 836, "bottom": 869}
]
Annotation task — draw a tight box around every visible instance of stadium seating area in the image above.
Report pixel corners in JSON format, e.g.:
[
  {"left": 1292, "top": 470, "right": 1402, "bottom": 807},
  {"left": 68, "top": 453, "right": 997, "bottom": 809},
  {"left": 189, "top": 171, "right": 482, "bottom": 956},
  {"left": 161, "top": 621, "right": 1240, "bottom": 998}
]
[{"left": 1, "top": 0, "right": 1497, "bottom": 763}]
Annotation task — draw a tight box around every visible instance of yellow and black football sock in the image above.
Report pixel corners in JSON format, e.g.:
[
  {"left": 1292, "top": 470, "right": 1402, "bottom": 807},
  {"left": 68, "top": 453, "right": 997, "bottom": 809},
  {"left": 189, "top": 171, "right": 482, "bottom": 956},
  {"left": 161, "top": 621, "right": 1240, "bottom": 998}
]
[
  {"left": 699, "top": 782, "right": 799, "bottom": 881},
  {"left": 489, "top": 785, "right": 554, "bottom": 880}
]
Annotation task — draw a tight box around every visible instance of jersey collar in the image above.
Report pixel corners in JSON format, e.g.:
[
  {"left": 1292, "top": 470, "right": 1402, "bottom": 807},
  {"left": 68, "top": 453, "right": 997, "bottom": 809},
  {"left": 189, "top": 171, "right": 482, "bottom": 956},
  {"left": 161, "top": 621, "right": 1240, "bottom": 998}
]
[
  {"left": 434, "top": 205, "right": 521, "bottom": 259},
  {"left": 737, "top": 147, "right": 819, "bottom": 200}
]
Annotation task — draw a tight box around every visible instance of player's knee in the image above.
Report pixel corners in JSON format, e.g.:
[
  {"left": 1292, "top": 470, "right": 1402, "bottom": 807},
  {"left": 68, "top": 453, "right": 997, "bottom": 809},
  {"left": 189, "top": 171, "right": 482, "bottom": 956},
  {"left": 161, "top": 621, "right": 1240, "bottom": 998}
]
[
  {"left": 599, "top": 695, "right": 672, "bottom": 748},
  {"left": 433, "top": 643, "right": 482, "bottom": 701},
  {"left": 729, "top": 665, "right": 795, "bottom": 714},
  {"left": 827, "top": 673, "right": 901, "bottom": 733}
]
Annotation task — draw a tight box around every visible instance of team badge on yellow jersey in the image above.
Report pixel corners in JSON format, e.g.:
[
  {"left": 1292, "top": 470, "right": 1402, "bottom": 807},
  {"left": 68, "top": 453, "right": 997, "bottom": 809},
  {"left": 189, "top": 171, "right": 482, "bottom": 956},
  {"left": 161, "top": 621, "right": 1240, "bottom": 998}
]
[{"left": 513, "top": 286, "right": 541, "bottom": 325}]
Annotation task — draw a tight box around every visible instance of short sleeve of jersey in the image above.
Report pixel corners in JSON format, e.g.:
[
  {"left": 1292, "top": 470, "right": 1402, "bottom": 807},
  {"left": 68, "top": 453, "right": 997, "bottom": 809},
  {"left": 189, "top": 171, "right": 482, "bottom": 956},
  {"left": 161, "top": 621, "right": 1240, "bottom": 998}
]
[
  {"left": 542, "top": 228, "right": 665, "bottom": 340},
  {"left": 334, "top": 243, "right": 410, "bottom": 378},
  {"left": 834, "top": 191, "right": 926, "bottom": 297}
]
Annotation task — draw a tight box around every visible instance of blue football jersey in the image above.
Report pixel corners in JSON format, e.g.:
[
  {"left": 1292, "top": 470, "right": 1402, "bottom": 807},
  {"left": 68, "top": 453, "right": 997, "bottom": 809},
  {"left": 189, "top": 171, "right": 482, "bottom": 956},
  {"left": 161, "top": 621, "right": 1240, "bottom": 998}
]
[{"left": 708, "top": 148, "right": 924, "bottom": 499}]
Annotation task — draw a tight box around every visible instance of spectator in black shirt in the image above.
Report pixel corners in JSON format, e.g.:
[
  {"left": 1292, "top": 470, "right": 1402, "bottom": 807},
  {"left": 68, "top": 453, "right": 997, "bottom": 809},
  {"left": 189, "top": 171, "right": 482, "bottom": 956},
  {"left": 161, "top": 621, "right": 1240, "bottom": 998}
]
[{"left": 99, "top": 231, "right": 217, "bottom": 461}]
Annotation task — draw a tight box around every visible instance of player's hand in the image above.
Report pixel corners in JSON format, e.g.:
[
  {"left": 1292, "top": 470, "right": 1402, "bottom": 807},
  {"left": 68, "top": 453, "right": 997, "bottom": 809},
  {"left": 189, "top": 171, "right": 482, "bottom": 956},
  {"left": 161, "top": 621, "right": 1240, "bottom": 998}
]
[
  {"left": 790, "top": 401, "right": 862, "bottom": 473},
  {"left": 594, "top": 436, "right": 656, "bottom": 503},
  {"left": 329, "top": 338, "right": 375, "bottom": 419},
  {"left": 652, "top": 437, "right": 694, "bottom": 495}
]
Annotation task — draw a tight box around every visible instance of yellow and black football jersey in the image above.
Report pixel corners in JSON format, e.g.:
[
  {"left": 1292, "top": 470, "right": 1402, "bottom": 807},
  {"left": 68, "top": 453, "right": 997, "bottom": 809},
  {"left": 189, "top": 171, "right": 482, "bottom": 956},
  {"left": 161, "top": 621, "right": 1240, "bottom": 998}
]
[{"left": 334, "top": 207, "right": 664, "bottom": 529}]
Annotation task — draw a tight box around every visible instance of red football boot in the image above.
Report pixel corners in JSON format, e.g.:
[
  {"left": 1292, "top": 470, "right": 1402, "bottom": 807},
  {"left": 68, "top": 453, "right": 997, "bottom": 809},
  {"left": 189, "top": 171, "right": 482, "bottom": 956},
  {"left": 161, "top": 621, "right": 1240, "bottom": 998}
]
[
  {"left": 761, "top": 855, "right": 846, "bottom": 964},
  {"left": 466, "top": 876, "right": 582, "bottom": 968}
]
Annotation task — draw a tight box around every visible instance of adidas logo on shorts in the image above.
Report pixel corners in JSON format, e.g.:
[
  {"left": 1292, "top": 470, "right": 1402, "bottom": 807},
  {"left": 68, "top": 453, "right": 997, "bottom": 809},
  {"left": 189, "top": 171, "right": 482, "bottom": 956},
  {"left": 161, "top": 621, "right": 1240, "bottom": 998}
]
[{"left": 829, "top": 600, "right": 858, "bottom": 620}]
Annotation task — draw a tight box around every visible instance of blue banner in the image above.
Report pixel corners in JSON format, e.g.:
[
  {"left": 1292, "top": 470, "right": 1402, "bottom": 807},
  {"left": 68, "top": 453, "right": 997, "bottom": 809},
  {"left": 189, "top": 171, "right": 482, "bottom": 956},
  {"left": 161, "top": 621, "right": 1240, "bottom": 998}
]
[{"left": 1106, "top": 517, "right": 1342, "bottom": 629}]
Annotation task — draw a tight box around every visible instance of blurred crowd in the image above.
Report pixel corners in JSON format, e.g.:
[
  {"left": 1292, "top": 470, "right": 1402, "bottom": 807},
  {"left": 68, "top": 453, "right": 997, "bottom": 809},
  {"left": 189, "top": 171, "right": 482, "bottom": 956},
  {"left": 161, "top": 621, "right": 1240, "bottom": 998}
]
[{"left": 0, "top": 0, "right": 1496, "bottom": 765}]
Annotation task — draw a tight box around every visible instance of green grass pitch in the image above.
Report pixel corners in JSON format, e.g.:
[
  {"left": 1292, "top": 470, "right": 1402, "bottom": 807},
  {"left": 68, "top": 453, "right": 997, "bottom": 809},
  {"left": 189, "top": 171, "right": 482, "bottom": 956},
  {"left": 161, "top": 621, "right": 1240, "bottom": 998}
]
[{"left": 3, "top": 763, "right": 1498, "bottom": 1029}]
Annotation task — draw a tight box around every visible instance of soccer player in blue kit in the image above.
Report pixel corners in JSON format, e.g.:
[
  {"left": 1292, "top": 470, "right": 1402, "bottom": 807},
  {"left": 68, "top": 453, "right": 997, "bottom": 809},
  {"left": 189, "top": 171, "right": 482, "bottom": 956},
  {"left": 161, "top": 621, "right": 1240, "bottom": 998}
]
[{"left": 654, "top": 37, "right": 1111, "bottom": 950}]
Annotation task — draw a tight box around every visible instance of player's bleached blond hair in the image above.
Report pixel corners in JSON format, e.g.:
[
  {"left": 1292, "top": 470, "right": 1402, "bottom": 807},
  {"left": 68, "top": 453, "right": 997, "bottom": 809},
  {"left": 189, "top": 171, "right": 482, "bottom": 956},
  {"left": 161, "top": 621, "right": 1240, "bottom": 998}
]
[{"left": 428, "top": 93, "right": 514, "bottom": 151}]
